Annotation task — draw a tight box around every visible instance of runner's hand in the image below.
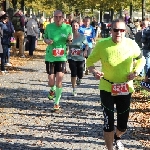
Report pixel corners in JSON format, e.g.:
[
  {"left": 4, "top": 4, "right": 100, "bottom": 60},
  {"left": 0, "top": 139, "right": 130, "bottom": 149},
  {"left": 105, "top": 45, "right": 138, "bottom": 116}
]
[
  {"left": 67, "top": 34, "right": 72, "bottom": 40},
  {"left": 46, "top": 39, "right": 53, "bottom": 45},
  {"left": 127, "top": 72, "right": 136, "bottom": 80},
  {"left": 93, "top": 71, "right": 104, "bottom": 80},
  {"left": 67, "top": 34, "right": 73, "bottom": 44}
]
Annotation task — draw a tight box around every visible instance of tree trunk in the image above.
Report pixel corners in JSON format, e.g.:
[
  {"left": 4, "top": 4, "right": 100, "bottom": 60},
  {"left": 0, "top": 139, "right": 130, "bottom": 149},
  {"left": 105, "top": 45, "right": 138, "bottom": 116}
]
[
  {"left": 142, "top": 0, "right": 146, "bottom": 20},
  {"left": 110, "top": 9, "right": 114, "bottom": 21},
  {"left": 130, "top": 3, "right": 133, "bottom": 21},
  {"left": 3, "top": 0, "right": 10, "bottom": 11},
  {"left": 100, "top": 10, "right": 103, "bottom": 22},
  {"left": 21, "top": 0, "right": 24, "bottom": 11},
  {"left": 12, "top": 0, "right": 17, "bottom": 10},
  {"left": 119, "top": 7, "right": 123, "bottom": 17}
]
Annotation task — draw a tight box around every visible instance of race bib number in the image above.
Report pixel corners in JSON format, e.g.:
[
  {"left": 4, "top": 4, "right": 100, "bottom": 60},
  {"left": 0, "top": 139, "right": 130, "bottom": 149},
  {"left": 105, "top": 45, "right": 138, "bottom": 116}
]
[
  {"left": 84, "top": 30, "right": 91, "bottom": 36},
  {"left": 53, "top": 48, "right": 64, "bottom": 57},
  {"left": 71, "top": 48, "right": 81, "bottom": 56},
  {"left": 111, "top": 83, "right": 129, "bottom": 96}
]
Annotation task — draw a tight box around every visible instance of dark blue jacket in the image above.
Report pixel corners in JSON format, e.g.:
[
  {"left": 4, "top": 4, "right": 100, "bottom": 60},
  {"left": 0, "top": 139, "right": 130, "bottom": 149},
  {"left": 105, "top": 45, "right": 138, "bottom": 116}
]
[{"left": 0, "top": 21, "right": 11, "bottom": 45}]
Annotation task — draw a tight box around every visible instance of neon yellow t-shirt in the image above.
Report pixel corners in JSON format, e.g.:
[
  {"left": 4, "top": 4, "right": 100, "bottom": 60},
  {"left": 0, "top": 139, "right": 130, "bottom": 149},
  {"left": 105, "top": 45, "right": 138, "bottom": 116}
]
[
  {"left": 86, "top": 37, "right": 146, "bottom": 93},
  {"left": 44, "top": 23, "right": 72, "bottom": 62}
]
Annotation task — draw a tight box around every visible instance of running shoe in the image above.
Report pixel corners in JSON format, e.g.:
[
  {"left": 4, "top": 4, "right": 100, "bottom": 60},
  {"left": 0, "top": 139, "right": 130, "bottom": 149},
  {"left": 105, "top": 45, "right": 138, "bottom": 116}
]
[
  {"left": 1, "top": 70, "right": 9, "bottom": 75},
  {"left": 72, "top": 90, "right": 77, "bottom": 96},
  {"left": 5, "top": 63, "right": 12, "bottom": 67},
  {"left": 48, "top": 90, "right": 55, "bottom": 100},
  {"left": 53, "top": 104, "right": 60, "bottom": 111},
  {"left": 115, "top": 139, "right": 125, "bottom": 150},
  {"left": 76, "top": 78, "right": 81, "bottom": 86}
]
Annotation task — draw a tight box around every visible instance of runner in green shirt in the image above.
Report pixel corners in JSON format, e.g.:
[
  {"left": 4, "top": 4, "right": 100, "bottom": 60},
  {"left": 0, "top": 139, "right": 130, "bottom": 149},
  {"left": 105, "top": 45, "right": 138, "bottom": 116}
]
[
  {"left": 44, "top": 10, "right": 72, "bottom": 111},
  {"left": 86, "top": 19, "right": 145, "bottom": 150}
]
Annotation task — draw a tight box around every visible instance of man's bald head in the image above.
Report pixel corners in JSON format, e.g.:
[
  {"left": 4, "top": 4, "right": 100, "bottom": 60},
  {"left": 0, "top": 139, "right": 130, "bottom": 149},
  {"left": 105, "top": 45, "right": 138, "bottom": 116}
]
[
  {"left": 54, "top": 10, "right": 63, "bottom": 17},
  {"left": 54, "top": 10, "right": 64, "bottom": 26}
]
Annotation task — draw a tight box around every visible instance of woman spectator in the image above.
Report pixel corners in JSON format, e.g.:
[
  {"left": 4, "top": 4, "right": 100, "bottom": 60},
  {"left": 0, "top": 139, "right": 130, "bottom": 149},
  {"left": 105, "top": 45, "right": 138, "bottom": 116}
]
[
  {"left": 68, "top": 20, "right": 88, "bottom": 96},
  {"left": 26, "top": 15, "right": 39, "bottom": 56}
]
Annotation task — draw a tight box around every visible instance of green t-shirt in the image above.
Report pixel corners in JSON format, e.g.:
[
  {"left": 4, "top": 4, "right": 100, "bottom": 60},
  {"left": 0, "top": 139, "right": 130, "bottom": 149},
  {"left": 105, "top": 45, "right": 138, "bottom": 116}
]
[
  {"left": 86, "top": 37, "right": 146, "bottom": 93},
  {"left": 68, "top": 33, "right": 87, "bottom": 61},
  {"left": 44, "top": 23, "right": 72, "bottom": 62}
]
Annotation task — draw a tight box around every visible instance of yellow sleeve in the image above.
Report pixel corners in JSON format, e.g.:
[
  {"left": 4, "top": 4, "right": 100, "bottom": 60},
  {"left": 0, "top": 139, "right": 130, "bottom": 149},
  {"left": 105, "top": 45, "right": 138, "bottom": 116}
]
[
  {"left": 43, "top": 22, "right": 47, "bottom": 29},
  {"left": 132, "top": 41, "right": 146, "bottom": 74},
  {"left": 44, "top": 24, "right": 48, "bottom": 39},
  {"left": 86, "top": 42, "right": 101, "bottom": 67}
]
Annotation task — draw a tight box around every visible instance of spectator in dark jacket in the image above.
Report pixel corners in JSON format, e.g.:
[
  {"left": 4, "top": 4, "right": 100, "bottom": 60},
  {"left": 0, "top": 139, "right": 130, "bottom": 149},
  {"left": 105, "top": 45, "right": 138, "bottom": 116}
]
[
  {"left": 5, "top": 18, "right": 14, "bottom": 66},
  {"left": 141, "top": 68, "right": 150, "bottom": 92},
  {"left": 141, "top": 20, "right": 150, "bottom": 76},
  {"left": 0, "top": 11, "right": 11, "bottom": 74},
  {"left": 127, "top": 18, "right": 136, "bottom": 39}
]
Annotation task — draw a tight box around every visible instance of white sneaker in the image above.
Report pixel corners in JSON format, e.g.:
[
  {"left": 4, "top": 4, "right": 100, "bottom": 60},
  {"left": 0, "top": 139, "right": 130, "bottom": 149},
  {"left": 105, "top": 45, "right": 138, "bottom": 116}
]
[
  {"left": 20, "top": 55, "right": 25, "bottom": 58},
  {"left": 115, "top": 140, "right": 125, "bottom": 150},
  {"left": 1, "top": 70, "right": 8, "bottom": 74},
  {"left": 5, "top": 63, "right": 12, "bottom": 67},
  {"left": 72, "top": 90, "right": 77, "bottom": 96}
]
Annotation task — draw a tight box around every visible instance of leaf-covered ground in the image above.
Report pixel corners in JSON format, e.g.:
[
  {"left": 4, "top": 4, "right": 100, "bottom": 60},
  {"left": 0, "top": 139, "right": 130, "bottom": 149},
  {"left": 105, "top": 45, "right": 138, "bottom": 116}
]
[
  {"left": 1, "top": 41, "right": 150, "bottom": 148},
  {"left": 130, "top": 80, "right": 150, "bottom": 148},
  {"left": 7, "top": 42, "right": 47, "bottom": 74}
]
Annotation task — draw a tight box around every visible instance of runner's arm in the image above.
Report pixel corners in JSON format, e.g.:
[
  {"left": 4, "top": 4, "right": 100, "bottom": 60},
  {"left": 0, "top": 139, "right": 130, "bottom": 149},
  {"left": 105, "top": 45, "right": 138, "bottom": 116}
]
[
  {"left": 82, "top": 35, "right": 89, "bottom": 51},
  {"left": 132, "top": 42, "right": 146, "bottom": 74},
  {"left": 43, "top": 25, "right": 53, "bottom": 44},
  {"left": 86, "top": 42, "right": 101, "bottom": 73},
  {"left": 67, "top": 25, "right": 73, "bottom": 42}
]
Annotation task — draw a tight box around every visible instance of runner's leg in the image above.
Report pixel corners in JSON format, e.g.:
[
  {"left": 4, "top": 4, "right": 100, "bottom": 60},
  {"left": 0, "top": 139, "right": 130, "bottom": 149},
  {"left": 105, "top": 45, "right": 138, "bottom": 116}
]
[
  {"left": 68, "top": 59, "right": 77, "bottom": 95},
  {"left": 76, "top": 60, "right": 84, "bottom": 85},
  {"left": 46, "top": 61, "right": 56, "bottom": 99},
  {"left": 100, "top": 90, "right": 115, "bottom": 150},
  {"left": 114, "top": 94, "right": 131, "bottom": 149},
  {"left": 85, "top": 48, "right": 92, "bottom": 75},
  {"left": 54, "top": 62, "right": 66, "bottom": 109}
]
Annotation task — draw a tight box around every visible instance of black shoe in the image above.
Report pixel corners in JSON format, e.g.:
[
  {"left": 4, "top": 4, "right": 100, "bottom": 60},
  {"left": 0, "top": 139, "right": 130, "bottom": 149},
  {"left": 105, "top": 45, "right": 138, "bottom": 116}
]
[{"left": 76, "top": 78, "right": 81, "bottom": 86}]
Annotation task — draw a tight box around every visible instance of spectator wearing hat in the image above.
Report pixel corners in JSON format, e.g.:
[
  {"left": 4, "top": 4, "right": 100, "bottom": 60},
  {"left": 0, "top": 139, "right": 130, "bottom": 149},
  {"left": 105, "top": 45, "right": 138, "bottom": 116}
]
[
  {"left": 11, "top": 9, "right": 25, "bottom": 57},
  {"left": 0, "top": 11, "right": 12, "bottom": 74},
  {"left": 26, "top": 15, "right": 39, "bottom": 56}
]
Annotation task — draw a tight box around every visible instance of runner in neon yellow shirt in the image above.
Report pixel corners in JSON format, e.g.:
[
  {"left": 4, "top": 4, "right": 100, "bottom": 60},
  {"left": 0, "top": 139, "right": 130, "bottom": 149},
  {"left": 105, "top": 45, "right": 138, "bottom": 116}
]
[
  {"left": 44, "top": 10, "right": 72, "bottom": 111},
  {"left": 86, "top": 19, "right": 145, "bottom": 150}
]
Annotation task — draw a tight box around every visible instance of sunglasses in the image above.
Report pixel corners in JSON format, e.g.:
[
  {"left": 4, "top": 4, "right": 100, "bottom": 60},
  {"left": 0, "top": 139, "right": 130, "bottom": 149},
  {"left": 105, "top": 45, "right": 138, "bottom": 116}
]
[{"left": 113, "top": 29, "right": 125, "bottom": 32}]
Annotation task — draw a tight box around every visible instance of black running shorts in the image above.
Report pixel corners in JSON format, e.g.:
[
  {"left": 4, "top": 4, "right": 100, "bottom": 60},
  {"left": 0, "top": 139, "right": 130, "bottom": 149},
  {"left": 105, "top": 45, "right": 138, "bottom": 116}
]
[{"left": 45, "top": 61, "right": 66, "bottom": 75}]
